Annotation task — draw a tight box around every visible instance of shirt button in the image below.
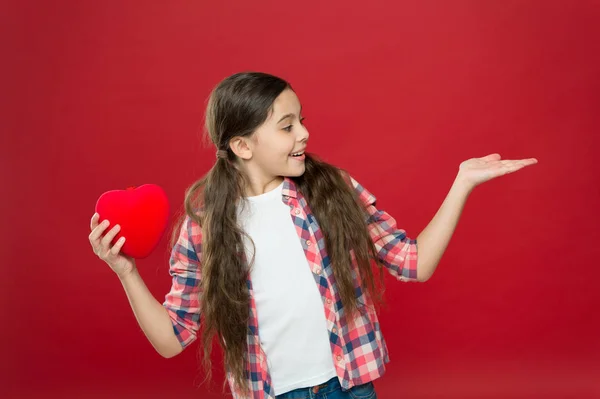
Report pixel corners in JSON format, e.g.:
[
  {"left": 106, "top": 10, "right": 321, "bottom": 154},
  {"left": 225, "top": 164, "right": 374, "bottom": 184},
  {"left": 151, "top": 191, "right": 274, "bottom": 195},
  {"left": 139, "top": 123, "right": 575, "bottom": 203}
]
[
  {"left": 336, "top": 355, "right": 342, "bottom": 362},
  {"left": 306, "top": 240, "right": 311, "bottom": 246},
  {"left": 314, "top": 268, "right": 321, "bottom": 274},
  {"left": 326, "top": 298, "right": 332, "bottom": 304},
  {"left": 295, "top": 209, "right": 300, "bottom": 215},
  {"left": 332, "top": 327, "right": 337, "bottom": 334}
]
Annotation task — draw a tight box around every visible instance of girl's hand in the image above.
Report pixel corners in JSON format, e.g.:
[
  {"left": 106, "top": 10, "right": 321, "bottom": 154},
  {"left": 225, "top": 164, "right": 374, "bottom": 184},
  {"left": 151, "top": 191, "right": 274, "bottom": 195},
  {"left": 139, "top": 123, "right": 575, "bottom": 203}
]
[
  {"left": 457, "top": 153, "right": 538, "bottom": 190},
  {"left": 89, "top": 213, "right": 136, "bottom": 279}
]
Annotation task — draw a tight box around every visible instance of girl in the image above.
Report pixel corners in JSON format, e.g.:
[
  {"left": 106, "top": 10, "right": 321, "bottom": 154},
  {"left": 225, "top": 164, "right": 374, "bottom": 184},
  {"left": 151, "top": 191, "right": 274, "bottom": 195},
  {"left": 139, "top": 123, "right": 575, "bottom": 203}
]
[{"left": 88, "top": 72, "right": 537, "bottom": 399}]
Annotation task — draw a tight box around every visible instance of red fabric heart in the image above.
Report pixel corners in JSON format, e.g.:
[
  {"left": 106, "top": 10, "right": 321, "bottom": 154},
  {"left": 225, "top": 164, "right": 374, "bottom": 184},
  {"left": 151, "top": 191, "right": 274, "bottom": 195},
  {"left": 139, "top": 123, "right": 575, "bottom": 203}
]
[{"left": 95, "top": 184, "right": 170, "bottom": 259}]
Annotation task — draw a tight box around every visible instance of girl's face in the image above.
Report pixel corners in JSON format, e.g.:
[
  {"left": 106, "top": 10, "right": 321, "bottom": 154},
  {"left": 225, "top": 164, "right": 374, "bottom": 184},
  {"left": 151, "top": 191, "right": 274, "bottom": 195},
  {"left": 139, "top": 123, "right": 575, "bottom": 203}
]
[{"left": 239, "top": 89, "right": 309, "bottom": 189}]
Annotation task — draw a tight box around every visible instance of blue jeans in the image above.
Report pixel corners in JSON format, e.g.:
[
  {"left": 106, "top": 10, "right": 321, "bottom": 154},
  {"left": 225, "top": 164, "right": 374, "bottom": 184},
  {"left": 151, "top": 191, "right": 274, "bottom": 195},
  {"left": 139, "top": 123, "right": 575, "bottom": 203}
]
[{"left": 275, "top": 377, "right": 377, "bottom": 399}]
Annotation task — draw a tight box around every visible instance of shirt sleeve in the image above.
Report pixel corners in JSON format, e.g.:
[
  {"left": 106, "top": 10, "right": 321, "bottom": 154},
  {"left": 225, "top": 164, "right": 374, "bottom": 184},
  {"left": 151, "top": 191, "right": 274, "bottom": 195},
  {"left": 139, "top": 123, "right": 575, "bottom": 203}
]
[
  {"left": 162, "top": 214, "right": 203, "bottom": 348},
  {"left": 348, "top": 175, "right": 419, "bottom": 282}
]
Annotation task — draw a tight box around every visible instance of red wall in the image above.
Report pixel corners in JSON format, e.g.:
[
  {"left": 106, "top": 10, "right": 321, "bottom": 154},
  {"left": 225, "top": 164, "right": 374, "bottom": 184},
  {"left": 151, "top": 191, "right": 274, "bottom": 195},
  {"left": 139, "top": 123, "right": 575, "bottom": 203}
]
[{"left": 2, "top": 1, "right": 599, "bottom": 397}]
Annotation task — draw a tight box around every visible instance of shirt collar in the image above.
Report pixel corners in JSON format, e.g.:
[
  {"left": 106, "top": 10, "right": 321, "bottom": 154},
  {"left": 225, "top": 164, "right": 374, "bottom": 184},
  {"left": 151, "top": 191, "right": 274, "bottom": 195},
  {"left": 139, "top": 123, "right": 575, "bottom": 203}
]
[{"left": 282, "top": 176, "right": 298, "bottom": 198}]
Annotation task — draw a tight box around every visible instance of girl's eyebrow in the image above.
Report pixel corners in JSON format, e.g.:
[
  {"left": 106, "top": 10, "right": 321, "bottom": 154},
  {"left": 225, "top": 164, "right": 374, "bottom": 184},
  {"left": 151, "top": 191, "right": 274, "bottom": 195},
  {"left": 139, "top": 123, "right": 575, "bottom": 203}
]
[
  {"left": 276, "top": 105, "right": 303, "bottom": 124},
  {"left": 277, "top": 113, "right": 295, "bottom": 123}
]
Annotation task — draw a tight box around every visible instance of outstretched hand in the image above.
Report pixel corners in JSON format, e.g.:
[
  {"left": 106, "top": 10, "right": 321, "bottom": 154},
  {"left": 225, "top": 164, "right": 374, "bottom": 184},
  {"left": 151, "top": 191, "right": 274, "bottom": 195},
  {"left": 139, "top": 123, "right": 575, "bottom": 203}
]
[{"left": 457, "top": 153, "right": 538, "bottom": 190}]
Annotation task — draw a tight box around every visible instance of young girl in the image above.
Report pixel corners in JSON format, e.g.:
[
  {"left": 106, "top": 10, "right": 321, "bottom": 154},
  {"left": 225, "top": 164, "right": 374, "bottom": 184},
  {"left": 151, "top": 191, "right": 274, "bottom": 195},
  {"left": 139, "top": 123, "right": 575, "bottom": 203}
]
[{"left": 88, "top": 71, "right": 537, "bottom": 399}]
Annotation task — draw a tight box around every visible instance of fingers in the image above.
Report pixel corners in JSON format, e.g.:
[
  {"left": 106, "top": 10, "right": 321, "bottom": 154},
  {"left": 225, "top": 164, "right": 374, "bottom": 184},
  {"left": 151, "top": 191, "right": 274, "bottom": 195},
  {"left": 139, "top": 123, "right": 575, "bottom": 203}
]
[
  {"left": 500, "top": 159, "right": 538, "bottom": 169},
  {"left": 110, "top": 236, "right": 126, "bottom": 256},
  {"left": 511, "top": 158, "right": 538, "bottom": 166},
  {"left": 88, "top": 215, "right": 125, "bottom": 258},
  {"left": 90, "top": 213, "right": 99, "bottom": 231},
  {"left": 101, "top": 224, "right": 121, "bottom": 249},
  {"left": 89, "top": 216, "right": 107, "bottom": 254},
  {"left": 500, "top": 162, "right": 524, "bottom": 173},
  {"left": 89, "top": 218, "right": 110, "bottom": 242}
]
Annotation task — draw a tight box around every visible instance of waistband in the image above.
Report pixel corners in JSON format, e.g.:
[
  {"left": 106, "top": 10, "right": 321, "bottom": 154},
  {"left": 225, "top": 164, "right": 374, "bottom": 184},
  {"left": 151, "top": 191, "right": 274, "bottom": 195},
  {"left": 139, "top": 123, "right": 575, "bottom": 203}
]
[{"left": 276, "top": 376, "right": 340, "bottom": 398}]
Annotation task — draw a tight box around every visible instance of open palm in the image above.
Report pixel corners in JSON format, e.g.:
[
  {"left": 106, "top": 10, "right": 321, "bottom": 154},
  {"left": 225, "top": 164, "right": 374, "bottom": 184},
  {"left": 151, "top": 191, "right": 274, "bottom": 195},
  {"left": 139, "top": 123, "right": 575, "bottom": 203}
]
[{"left": 458, "top": 153, "right": 538, "bottom": 189}]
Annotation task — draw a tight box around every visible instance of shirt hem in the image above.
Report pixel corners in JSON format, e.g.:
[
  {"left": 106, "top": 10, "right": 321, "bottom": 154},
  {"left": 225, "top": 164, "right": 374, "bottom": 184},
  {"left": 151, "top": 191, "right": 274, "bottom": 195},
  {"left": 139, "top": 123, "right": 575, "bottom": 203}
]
[{"left": 274, "top": 368, "right": 338, "bottom": 396}]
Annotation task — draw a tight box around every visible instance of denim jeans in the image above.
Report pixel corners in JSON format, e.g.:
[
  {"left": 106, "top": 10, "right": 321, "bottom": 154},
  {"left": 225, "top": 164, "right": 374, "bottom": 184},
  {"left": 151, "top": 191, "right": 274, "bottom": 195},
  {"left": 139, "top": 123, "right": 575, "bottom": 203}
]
[{"left": 275, "top": 377, "right": 377, "bottom": 399}]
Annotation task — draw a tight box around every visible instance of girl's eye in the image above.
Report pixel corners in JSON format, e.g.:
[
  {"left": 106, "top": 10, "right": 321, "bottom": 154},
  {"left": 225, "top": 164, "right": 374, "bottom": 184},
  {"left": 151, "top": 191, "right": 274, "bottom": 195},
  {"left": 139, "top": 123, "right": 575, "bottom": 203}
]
[{"left": 283, "top": 117, "right": 306, "bottom": 132}]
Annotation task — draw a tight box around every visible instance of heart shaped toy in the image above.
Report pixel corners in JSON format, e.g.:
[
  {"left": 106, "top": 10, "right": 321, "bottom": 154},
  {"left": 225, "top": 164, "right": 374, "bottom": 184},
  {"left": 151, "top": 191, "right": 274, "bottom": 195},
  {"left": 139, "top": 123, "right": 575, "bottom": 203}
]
[{"left": 95, "top": 184, "right": 170, "bottom": 259}]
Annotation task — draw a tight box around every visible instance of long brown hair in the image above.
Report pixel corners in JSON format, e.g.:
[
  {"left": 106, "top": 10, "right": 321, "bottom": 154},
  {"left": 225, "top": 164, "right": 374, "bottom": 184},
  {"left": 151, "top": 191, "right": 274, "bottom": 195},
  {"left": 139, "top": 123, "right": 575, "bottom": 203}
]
[{"left": 169, "top": 72, "right": 386, "bottom": 396}]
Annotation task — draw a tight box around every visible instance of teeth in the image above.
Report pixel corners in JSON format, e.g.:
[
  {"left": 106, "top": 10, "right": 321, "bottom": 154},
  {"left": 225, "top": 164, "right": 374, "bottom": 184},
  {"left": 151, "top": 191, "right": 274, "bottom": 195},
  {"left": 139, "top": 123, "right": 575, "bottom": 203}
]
[{"left": 291, "top": 151, "right": 304, "bottom": 156}]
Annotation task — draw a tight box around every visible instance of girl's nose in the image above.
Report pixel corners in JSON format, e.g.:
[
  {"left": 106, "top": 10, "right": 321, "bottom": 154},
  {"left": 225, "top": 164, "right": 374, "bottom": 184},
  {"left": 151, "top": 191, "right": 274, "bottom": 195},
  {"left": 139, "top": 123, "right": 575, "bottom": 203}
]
[{"left": 299, "top": 126, "right": 309, "bottom": 142}]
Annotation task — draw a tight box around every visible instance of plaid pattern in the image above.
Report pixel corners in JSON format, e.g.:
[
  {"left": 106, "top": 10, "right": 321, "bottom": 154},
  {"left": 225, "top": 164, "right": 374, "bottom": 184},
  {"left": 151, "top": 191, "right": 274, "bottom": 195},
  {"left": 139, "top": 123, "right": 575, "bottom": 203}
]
[{"left": 163, "top": 175, "right": 419, "bottom": 398}]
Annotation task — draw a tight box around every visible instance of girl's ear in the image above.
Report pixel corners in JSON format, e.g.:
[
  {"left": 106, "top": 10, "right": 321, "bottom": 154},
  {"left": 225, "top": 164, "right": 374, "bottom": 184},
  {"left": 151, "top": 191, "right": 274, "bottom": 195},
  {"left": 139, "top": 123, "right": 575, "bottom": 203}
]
[{"left": 229, "top": 136, "right": 253, "bottom": 160}]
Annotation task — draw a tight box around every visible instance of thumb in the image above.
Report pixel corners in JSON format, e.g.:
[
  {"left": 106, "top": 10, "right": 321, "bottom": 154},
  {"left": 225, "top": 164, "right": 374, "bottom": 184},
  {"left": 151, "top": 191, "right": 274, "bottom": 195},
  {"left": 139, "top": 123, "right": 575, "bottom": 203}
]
[{"left": 481, "top": 153, "right": 501, "bottom": 161}]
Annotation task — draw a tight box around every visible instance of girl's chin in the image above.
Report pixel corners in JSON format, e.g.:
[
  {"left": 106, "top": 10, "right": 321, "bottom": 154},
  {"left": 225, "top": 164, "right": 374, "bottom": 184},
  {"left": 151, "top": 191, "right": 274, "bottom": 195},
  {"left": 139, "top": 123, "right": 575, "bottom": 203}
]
[{"left": 284, "top": 164, "right": 306, "bottom": 176}]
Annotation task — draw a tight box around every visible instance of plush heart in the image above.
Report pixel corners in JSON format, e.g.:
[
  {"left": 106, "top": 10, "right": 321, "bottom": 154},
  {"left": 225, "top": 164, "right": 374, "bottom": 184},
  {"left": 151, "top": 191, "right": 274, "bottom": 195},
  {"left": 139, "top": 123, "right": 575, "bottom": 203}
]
[{"left": 95, "top": 184, "right": 170, "bottom": 259}]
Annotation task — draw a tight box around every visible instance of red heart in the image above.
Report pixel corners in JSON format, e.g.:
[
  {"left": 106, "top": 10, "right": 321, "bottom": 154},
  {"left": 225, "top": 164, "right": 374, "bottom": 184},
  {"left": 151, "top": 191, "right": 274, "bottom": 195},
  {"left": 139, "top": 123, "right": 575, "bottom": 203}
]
[{"left": 95, "top": 184, "right": 170, "bottom": 259}]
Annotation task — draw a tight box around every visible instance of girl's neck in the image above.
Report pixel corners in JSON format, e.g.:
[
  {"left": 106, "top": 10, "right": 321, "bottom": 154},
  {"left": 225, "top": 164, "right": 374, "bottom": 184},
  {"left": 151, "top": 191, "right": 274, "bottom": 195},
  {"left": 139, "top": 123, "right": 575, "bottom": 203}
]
[{"left": 243, "top": 175, "right": 285, "bottom": 197}]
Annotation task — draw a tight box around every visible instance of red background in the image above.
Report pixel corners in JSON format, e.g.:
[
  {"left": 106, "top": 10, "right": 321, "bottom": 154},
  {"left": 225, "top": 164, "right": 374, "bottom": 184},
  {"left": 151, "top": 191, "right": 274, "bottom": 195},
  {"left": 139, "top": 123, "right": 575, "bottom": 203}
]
[{"left": 2, "top": 1, "right": 599, "bottom": 398}]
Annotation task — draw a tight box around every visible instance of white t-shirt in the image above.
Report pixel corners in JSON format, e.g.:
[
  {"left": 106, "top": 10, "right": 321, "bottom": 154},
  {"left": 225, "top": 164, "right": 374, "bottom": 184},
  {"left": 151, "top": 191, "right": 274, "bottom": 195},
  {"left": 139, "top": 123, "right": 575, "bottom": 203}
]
[{"left": 236, "top": 180, "right": 337, "bottom": 395}]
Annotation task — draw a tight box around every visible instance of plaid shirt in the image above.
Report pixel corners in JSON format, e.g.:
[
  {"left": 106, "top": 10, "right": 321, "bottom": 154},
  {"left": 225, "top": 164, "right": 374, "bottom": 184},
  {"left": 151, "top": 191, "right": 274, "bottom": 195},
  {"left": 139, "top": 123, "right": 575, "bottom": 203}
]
[{"left": 163, "top": 175, "right": 419, "bottom": 399}]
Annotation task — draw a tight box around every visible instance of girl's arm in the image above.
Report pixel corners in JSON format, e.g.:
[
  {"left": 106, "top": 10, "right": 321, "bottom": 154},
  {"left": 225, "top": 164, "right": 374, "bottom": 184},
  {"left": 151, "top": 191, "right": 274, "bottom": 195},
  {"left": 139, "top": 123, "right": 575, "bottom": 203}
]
[
  {"left": 348, "top": 175, "right": 420, "bottom": 282},
  {"left": 119, "top": 269, "right": 184, "bottom": 358},
  {"left": 120, "top": 214, "right": 202, "bottom": 359},
  {"left": 162, "top": 215, "right": 203, "bottom": 351},
  {"left": 416, "top": 154, "right": 538, "bottom": 281},
  {"left": 415, "top": 176, "right": 471, "bottom": 282}
]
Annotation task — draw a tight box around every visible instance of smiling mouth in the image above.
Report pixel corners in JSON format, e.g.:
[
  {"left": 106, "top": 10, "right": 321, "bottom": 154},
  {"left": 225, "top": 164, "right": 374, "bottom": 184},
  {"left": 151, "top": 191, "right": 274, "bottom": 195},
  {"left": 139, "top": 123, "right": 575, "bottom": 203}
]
[{"left": 290, "top": 151, "right": 305, "bottom": 157}]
